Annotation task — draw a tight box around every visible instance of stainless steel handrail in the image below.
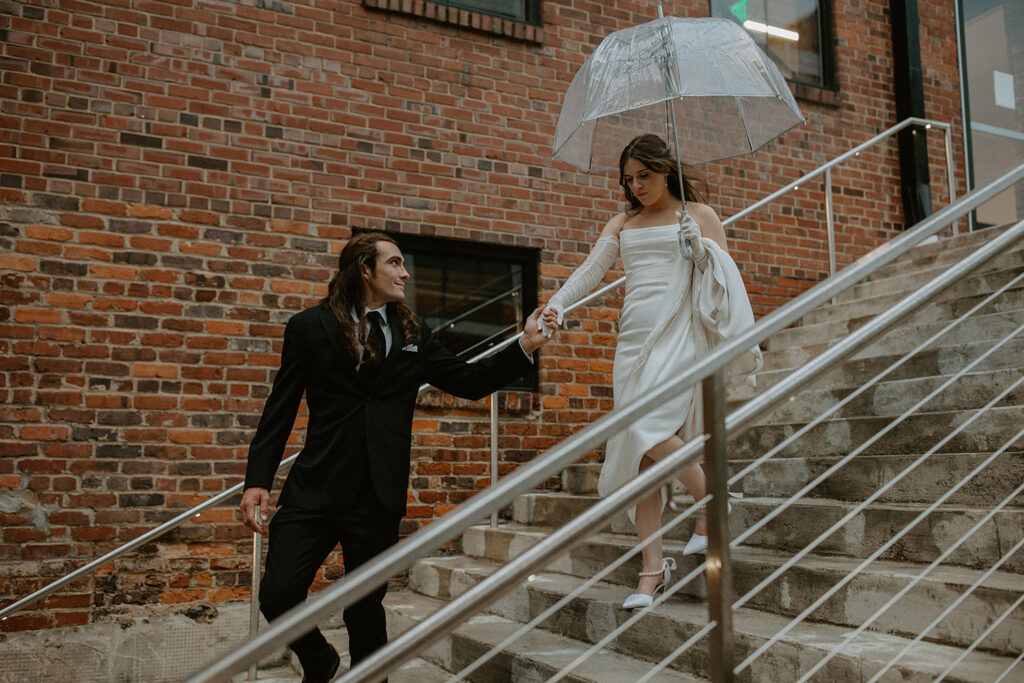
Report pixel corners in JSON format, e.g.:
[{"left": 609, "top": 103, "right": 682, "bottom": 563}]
[
  {"left": 727, "top": 117, "right": 958, "bottom": 272},
  {"left": 0, "top": 456, "right": 299, "bottom": 622},
  {"left": 188, "top": 163, "right": 1024, "bottom": 683}
]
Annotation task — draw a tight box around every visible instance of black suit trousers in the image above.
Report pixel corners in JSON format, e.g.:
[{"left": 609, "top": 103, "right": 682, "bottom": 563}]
[{"left": 259, "top": 482, "right": 401, "bottom": 676}]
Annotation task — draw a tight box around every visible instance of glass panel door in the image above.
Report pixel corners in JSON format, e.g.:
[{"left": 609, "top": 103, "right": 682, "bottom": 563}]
[{"left": 961, "top": 0, "right": 1024, "bottom": 227}]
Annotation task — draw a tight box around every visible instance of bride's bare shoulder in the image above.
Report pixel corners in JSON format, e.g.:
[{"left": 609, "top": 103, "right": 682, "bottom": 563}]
[
  {"left": 599, "top": 212, "right": 629, "bottom": 238},
  {"left": 687, "top": 203, "right": 728, "bottom": 250}
]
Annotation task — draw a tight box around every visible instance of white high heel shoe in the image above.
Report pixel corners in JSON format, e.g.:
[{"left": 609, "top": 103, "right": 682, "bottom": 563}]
[
  {"left": 683, "top": 501, "right": 733, "bottom": 556},
  {"left": 622, "top": 557, "right": 677, "bottom": 609}
]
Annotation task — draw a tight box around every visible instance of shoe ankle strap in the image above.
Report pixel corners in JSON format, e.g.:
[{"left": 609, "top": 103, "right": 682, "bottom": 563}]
[{"left": 639, "top": 557, "right": 677, "bottom": 576}]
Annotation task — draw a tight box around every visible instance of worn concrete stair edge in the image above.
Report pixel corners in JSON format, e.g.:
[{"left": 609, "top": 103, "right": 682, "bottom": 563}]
[
  {"left": 747, "top": 368, "right": 1024, "bottom": 424},
  {"left": 727, "top": 404, "right": 1024, "bottom": 460},
  {"left": 253, "top": 624, "right": 453, "bottom": 683},
  {"left": 384, "top": 589, "right": 702, "bottom": 682},
  {"left": 735, "top": 497, "right": 1024, "bottom": 573},
  {"left": 850, "top": 223, "right": 1017, "bottom": 287},
  {"left": 832, "top": 241, "right": 1024, "bottom": 305},
  {"left": 762, "top": 308, "right": 1024, "bottom": 371},
  {"left": 803, "top": 264, "right": 1024, "bottom": 327},
  {"left": 555, "top": 448, "right": 1024, "bottom": 508},
  {"left": 730, "top": 336, "right": 1024, "bottom": 404},
  {"left": 406, "top": 553, "right": 1018, "bottom": 683},
  {"left": 448, "top": 526, "right": 1024, "bottom": 655},
  {"left": 769, "top": 286, "right": 1024, "bottom": 352},
  {"left": 733, "top": 451, "right": 1024, "bottom": 506}
]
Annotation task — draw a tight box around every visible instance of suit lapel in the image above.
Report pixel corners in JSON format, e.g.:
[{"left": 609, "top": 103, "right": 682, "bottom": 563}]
[{"left": 318, "top": 306, "right": 359, "bottom": 371}]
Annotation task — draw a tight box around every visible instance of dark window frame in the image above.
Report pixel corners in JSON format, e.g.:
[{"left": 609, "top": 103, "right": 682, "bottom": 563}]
[
  {"left": 434, "top": 0, "right": 541, "bottom": 25},
  {"left": 362, "top": 0, "right": 544, "bottom": 43},
  {"left": 389, "top": 231, "right": 540, "bottom": 392},
  {"left": 709, "top": 0, "right": 838, "bottom": 95}
]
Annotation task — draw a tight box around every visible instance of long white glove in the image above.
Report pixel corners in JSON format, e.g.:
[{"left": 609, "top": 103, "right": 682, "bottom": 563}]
[
  {"left": 542, "top": 235, "right": 619, "bottom": 337},
  {"left": 679, "top": 212, "right": 708, "bottom": 271}
]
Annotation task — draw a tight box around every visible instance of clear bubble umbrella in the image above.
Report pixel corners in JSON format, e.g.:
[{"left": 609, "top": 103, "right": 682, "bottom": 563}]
[{"left": 553, "top": 15, "right": 804, "bottom": 254}]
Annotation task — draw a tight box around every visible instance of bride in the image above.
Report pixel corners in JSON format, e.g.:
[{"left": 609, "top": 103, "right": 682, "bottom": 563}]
[{"left": 542, "top": 134, "right": 761, "bottom": 609}]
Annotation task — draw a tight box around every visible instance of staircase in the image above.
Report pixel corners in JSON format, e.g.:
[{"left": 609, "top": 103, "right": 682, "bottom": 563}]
[{"left": 378, "top": 225, "right": 1024, "bottom": 682}]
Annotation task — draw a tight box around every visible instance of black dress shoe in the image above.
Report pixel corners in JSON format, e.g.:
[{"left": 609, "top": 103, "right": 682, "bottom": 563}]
[{"left": 301, "top": 647, "right": 340, "bottom": 683}]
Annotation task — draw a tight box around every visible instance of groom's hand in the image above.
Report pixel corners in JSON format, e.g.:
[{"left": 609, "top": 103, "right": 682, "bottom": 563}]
[{"left": 519, "top": 306, "right": 552, "bottom": 354}]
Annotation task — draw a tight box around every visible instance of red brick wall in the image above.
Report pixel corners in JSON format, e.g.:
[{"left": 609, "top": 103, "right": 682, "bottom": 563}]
[{"left": 0, "top": 0, "right": 965, "bottom": 631}]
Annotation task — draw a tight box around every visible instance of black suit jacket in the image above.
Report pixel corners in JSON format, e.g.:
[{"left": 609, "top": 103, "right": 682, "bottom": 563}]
[{"left": 244, "top": 304, "right": 534, "bottom": 515}]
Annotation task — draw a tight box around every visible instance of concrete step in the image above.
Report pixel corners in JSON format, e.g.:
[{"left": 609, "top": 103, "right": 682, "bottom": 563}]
[
  {"left": 856, "top": 224, "right": 1015, "bottom": 286},
  {"left": 409, "top": 546, "right": 1019, "bottom": 682},
  {"left": 498, "top": 483, "right": 1024, "bottom": 574},
  {"left": 562, "top": 463, "right": 601, "bottom": 497},
  {"left": 512, "top": 491, "right": 598, "bottom": 526},
  {"left": 735, "top": 497, "right": 1024, "bottom": 573},
  {"left": 455, "top": 524, "right": 1024, "bottom": 654},
  {"left": 767, "top": 283, "right": 1024, "bottom": 351},
  {"left": 750, "top": 368, "right": 1024, "bottom": 424},
  {"left": 559, "top": 448, "right": 1024, "bottom": 508},
  {"left": 734, "top": 451, "right": 1024, "bottom": 506},
  {"left": 731, "top": 335, "right": 1024, "bottom": 406},
  {"left": 233, "top": 613, "right": 451, "bottom": 682},
  {"left": 728, "top": 405, "right": 1024, "bottom": 460},
  {"left": 802, "top": 262, "right": 1024, "bottom": 327},
  {"left": 832, "top": 239, "right": 1024, "bottom": 305},
  {"left": 761, "top": 308, "right": 1024, "bottom": 372},
  {"left": 385, "top": 588, "right": 702, "bottom": 682},
  {"left": 413, "top": 546, "right": 1024, "bottom": 658}
]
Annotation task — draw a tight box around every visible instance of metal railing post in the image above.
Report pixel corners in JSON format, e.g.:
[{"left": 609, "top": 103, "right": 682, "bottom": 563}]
[
  {"left": 246, "top": 504, "right": 262, "bottom": 681},
  {"left": 490, "top": 392, "right": 499, "bottom": 528},
  {"left": 825, "top": 167, "right": 836, "bottom": 279},
  {"left": 943, "top": 125, "right": 958, "bottom": 233},
  {"left": 703, "top": 369, "right": 734, "bottom": 682}
]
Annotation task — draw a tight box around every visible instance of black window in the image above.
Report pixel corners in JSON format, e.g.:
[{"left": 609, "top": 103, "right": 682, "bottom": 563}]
[
  {"left": 435, "top": 0, "right": 541, "bottom": 24},
  {"left": 710, "top": 0, "right": 836, "bottom": 90},
  {"left": 392, "top": 233, "right": 539, "bottom": 391}
]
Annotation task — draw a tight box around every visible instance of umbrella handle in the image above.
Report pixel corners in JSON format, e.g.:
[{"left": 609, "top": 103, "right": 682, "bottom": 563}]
[
  {"left": 676, "top": 210, "right": 693, "bottom": 260},
  {"left": 677, "top": 230, "right": 693, "bottom": 260}
]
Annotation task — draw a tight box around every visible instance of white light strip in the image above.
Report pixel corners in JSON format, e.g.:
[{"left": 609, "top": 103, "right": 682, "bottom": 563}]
[{"left": 743, "top": 20, "right": 799, "bottom": 42}]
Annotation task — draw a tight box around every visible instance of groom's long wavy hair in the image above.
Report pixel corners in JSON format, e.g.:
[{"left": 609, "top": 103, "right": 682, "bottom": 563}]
[
  {"left": 618, "top": 134, "right": 708, "bottom": 215},
  {"left": 321, "top": 231, "right": 420, "bottom": 364}
]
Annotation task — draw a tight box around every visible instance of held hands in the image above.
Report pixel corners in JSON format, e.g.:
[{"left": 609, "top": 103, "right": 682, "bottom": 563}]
[
  {"left": 540, "top": 304, "right": 562, "bottom": 339},
  {"left": 240, "top": 486, "right": 270, "bottom": 535},
  {"left": 520, "top": 305, "right": 554, "bottom": 354}
]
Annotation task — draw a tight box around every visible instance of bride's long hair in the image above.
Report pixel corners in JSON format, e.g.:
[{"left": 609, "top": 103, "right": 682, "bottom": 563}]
[{"left": 618, "top": 134, "right": 708, "bottom": 215}]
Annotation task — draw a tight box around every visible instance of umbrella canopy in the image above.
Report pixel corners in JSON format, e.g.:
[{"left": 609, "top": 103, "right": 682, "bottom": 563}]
[{"left": 553, "top": 16, "right": 804, "bottom": 173}]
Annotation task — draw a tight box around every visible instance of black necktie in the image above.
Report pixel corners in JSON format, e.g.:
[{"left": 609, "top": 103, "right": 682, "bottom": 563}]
[{"left": 361, "top": 311, "right": 386, "bottom": 375}]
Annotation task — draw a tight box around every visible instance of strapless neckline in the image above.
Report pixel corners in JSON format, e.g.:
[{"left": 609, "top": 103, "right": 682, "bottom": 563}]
[{"left": 619, "top": 223, "right": 676, "bottom": 236}]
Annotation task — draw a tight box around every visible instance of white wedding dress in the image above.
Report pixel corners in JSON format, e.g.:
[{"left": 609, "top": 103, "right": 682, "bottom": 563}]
[{"left": 546, "top": 223, "right": 762, "bottom": 508}]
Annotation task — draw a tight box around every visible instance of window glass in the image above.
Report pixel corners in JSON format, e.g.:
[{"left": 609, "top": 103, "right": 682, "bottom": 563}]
[
  {"left": 393, "top": 233, "right": 539, "bottom": 390},
  {"left": 711, "top": 0, "right": 829, "bottom": 88},
  {"left": 961, "top": 0, "right": 1024, "bottom": 227}
]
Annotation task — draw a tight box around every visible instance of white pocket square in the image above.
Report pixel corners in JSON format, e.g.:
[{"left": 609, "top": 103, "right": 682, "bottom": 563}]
[{"left": 402, "top": 344, "right": 418, "bottom": 352}]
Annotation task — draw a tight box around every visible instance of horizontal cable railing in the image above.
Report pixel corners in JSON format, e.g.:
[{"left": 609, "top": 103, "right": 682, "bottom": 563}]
[{"left": 188, "top": 163, "right": 1024, "bottom": 682}]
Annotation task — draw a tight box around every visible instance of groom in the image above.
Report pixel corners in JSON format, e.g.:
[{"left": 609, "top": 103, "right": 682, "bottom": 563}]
[{"left": 240, "top": 230, "right": 551, "bottom": 682}]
